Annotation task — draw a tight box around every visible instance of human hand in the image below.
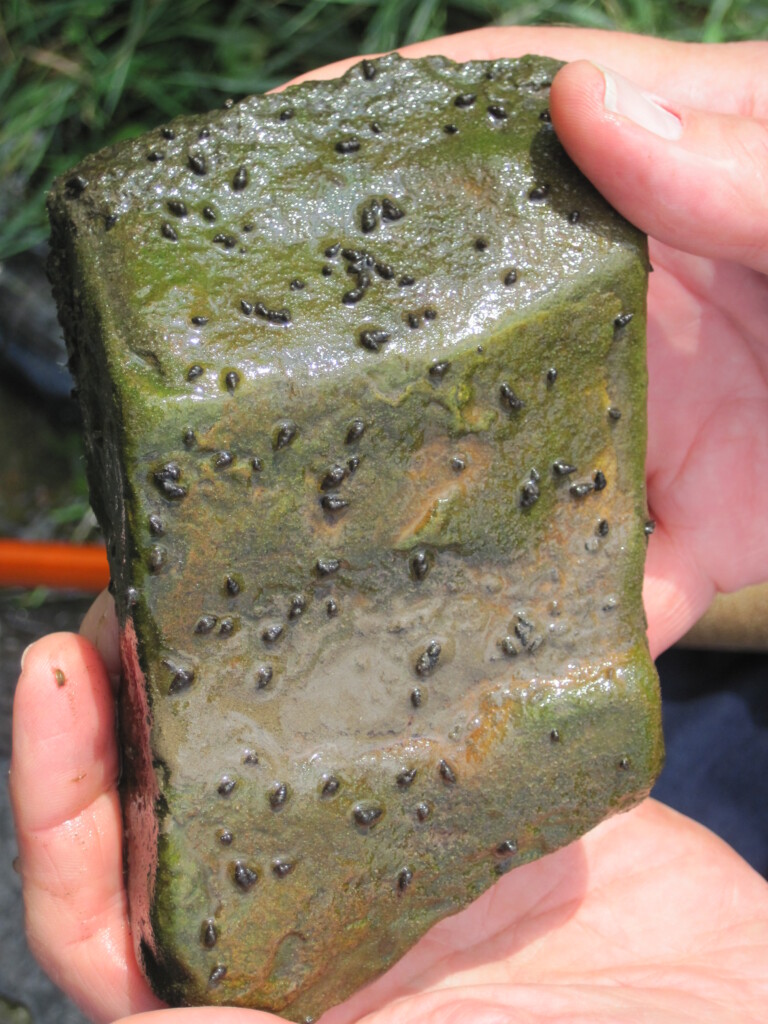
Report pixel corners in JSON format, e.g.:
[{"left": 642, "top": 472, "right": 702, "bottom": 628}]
[
  {"left": 299, "top": 26, "right": 768, "bottom": 658},
  {"left": 11, "top": 603, "right": 768, "bottom": 1024},
  {"left": 11, "top": 25, "right": 768, "bottom": 1024}
]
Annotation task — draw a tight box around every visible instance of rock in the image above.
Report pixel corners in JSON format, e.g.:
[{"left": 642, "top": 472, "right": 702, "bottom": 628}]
[{"left": 47, "top": 53, "right": 662, "bottom": 1022}]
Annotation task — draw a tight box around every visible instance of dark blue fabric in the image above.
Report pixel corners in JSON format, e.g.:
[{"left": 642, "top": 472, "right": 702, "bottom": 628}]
[{"left": 651, "top": 648, "right": 768, "bottom": 879}]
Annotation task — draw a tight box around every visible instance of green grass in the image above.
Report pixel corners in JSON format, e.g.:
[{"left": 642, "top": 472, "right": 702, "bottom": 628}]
[{"left": 1, "top": 0, "right": 766, "bottom": 261}]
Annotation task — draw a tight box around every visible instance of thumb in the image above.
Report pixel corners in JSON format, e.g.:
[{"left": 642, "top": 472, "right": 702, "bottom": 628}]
[{"left": 550, "top": 60, "right": 768, "bottom": 274}]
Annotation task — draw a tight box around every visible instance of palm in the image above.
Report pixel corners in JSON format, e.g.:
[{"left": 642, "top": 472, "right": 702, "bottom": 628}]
[
  {"left": 643, "top": 243, "right": 768, "bottom": 656},
  {"left": 322, "top": 800, "right": 768, "bottom": 1024}
]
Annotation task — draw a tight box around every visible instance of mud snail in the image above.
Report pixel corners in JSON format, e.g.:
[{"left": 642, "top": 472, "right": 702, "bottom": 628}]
[{"left": 48, "top": 53, "right": 663, "bottom": 1022}]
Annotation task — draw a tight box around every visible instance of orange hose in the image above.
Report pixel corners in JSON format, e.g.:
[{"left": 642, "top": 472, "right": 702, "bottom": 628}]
[{"left": 0, "top": 538, "right": 110, "bottom": 592}]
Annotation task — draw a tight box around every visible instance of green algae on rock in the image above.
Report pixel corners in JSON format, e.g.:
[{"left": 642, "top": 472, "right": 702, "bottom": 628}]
[{"left": 47, "top": 53, "right": 662, "bottom": 1022}]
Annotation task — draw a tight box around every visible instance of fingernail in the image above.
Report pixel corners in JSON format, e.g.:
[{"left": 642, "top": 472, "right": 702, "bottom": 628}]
[
  {"left": 20, "top": 641, "right": 36, "bottom": 672},
  {"left": 595, "top": 63, "right": 682, "bottom": 141}
]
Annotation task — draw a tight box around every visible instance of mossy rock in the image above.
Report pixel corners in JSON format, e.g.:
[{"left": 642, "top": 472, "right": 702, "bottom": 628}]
[{"left": 48, "top": 53, "right": 662, "bottom": 1022}]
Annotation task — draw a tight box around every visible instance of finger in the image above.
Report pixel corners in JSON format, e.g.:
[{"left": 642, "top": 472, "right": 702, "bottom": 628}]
[
  {"left": 282, "top": 28, "right": 768, "bottom": 118},
  {"left": 114, "top": 1010, "right": 287, "bottom": 1024},
  {"left": 10, "top": 633, "right": 162, "bottom": 1023},
  {"left": 80, "top": 587, "right": 121, "bottom": 689},
  {"left": 642, "top": 526, "right": 713, "bottom": 660},
  {"left": 550, "top": 60, "right": 768, "bottom": 274}
]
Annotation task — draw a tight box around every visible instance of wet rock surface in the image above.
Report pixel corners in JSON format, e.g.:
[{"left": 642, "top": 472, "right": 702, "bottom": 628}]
[{"left": 48, "top": 54, "right": 662, "bottom": 1021}]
